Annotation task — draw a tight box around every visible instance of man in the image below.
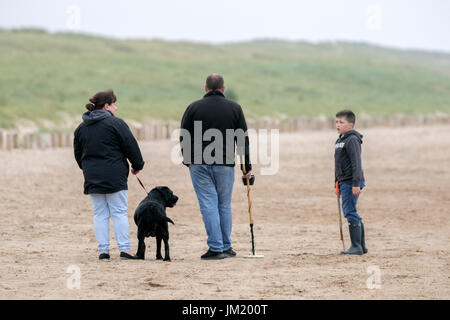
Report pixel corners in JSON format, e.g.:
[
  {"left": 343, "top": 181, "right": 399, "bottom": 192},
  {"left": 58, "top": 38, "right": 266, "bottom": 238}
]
[{"left": 180, "top": 74, "right": 252, "bottom": 260}]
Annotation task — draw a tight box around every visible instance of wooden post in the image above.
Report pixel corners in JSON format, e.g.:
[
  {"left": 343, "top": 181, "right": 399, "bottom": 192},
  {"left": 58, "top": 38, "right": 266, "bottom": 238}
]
[
  {"left": 259, "top": 119, "right": 264, "bottom": 131},
  {"left": 253, "top": 119, "right": 259, "bottom": 131},
  {"left": 153, "top": 123, "right": 159, "bottom": 140},
  {"left": 161, "top": 124, "right": 168, "bottom": 140},
  {"left": 150, "top": 123, "right": 157, "bottom": 140},
  {"left": 328, "top": 117, "right": 335, "bottom": 129},
  {"left": 57, "top": 133, "right": 63, "bottom": 148},
  {"left": 167, "top": 122, "right": 176, "bottom": 140},
  {"left": 139, "top": 127, "right": 145, "bottom": 140},
  {"left": 160, "top": 123, "right": 165, "bottom": 140},
  {"left": 30, "top": 134, "right": 35, "bottom": 149},
  {"left": 145, "top": 122, "right": 153, "bottom": 140},
  {"left": 247, "top": 120, "right": 255, "bottom": 130},
  {"left": 166, "top": 123, "right": 172, "bottom": 139},
  {"left": 51, "top": 133, "right": 57, "bottom": 148},
  {"left": 24, "top": 134, "right": 31, "bottom": 149},
  {"left": 296, "top": 118, "right": 303, "bottom": 131},
  {"left": 36, "top": 134, "right": 41, "bottom": 149},
  {"left": 290, "top": 119, "right": 296, "bottom": 132},
  {"left": 6, "top": 133, "right": 12, "bottom": 151},
  {"left": 12, "top": 133, "right": 19, "bottom": 149},
  {"left": 165, "top": 123, "right": 170, "bottom": 139},
  {"left": 151, "top": 123, "right": 156, "bottom": 140},
  {"left": 64, "top": 133, "right": 71, "bottom": 148}
]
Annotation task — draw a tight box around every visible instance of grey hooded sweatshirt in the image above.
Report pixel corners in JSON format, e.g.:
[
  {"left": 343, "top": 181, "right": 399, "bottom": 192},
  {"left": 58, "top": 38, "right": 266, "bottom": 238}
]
[{"left": 334, "top": 129, "right": 365, "bottom": 187}]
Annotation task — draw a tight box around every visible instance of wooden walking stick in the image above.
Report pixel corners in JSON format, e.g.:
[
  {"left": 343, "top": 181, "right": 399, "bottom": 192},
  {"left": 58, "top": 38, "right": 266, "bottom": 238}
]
[
  {"left": 336, "top": 181, "right": 346, "bottom": 250},
  {"left": 240, "top": 154, "right": 264, "bottom": 258}
]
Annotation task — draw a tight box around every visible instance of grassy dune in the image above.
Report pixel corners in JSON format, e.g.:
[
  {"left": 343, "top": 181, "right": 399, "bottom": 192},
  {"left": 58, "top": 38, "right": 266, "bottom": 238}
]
[{"left": 1, "top": 29, "right": 450, "bottom": 129}]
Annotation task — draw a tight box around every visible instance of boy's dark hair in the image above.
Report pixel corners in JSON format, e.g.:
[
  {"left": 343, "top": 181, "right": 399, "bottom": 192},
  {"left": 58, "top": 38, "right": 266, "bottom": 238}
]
[
  {"left": 336, "top": 109, "right": 356, "bottom": 124},
  {"left": 206, "top": 74, "right": 224, "bottom": 90},
  {"left": 86, "top": 89, "right": 117, "bottom": 111}
]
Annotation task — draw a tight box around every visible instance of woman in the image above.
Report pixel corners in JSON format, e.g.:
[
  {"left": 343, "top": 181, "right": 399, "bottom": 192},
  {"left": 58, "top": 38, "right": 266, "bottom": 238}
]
[{"left": 74, "top": 89, "right": 144, "bottom": 260}]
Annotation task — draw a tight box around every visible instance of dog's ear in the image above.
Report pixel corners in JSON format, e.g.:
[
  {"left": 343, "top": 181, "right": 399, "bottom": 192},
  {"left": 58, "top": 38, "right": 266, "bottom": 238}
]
[
  {"left": 155, "top": 186, "right": 170, "bottom": 194},
  {"left": 155, "top": 186, "right": 172, "bottom": 202}
]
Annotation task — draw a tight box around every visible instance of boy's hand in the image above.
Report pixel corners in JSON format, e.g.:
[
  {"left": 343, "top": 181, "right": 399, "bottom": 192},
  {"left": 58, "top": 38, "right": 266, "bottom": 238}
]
[{"left": 352, "top": 186, "right": 361, "bottom": 196}]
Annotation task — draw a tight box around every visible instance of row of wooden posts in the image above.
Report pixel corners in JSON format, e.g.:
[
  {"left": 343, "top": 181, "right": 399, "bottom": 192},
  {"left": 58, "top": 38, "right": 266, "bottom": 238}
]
[{"left": 1, "top": 113, "right": 449, "bottom": 151}]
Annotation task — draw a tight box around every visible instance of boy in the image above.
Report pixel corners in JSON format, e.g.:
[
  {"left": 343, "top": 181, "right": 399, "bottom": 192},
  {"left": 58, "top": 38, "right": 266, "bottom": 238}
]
[{"left": 334, "top": 110, "right": 367, "bottom": 255}]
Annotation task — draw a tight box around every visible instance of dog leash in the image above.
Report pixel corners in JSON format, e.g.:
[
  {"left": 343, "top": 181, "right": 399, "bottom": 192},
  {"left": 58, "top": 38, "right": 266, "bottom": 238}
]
[{"left": 135, "top": 175, "right": 148, "bottom": 194}]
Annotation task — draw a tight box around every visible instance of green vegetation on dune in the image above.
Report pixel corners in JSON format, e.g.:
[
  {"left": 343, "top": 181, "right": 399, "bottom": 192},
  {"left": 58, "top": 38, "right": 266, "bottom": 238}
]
[{"left": 1, "top": 29, "right": 450, "bottom": 129}]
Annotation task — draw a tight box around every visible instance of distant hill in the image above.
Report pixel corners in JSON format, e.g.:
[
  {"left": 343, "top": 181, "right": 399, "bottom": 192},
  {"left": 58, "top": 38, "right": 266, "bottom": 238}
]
[{"left": 1, "top": 29, "right": 449, "bottom": 129}]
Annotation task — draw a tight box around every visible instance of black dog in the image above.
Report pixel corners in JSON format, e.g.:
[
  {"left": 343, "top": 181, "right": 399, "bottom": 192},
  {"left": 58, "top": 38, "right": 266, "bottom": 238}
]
[{"left": 134, "top": 186, "right": 178, "bottom": 261}]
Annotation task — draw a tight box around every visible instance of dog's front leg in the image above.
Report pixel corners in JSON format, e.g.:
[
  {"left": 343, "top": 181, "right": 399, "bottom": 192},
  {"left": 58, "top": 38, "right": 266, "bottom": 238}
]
[{"left": 136, "top": 228, "right": 146, "bottom": 260}]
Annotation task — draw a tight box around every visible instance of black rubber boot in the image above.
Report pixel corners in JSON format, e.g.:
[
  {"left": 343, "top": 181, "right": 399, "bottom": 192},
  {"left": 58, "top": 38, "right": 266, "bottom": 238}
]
[
  {"left": 341, "top": 220, "right": 363, "bottom": 255},
  {"left": 361, "top": 221, "right": 368, "bottom": 254}
]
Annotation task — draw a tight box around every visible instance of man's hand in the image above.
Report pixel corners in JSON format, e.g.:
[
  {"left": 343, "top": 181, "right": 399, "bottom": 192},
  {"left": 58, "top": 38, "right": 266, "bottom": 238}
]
[
  {"left": 352, "top": 186, "right": 361, "bottom": 196},
  {"left": 243, "top": 171, "right": 252, "bottom": 180},
  {"left": 131, "top": 169, "right": 140, "bottom": 175},
  {"left": 335, "top": 182, "right": 340, "bottom": 196}
]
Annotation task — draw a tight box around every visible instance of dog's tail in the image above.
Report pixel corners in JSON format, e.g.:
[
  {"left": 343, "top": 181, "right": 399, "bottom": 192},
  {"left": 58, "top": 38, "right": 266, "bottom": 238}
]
[{"left": 161, "top": 216, "right": 175, "bottom": 225}]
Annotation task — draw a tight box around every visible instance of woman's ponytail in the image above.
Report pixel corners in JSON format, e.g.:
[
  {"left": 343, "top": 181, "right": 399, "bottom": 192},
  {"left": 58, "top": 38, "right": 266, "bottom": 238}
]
[
  {"left": 85, "top": 101, "right": 96, "bottom": 112},
  {"left": 85, "top": 90, "right": 116, "bottom": 112}
]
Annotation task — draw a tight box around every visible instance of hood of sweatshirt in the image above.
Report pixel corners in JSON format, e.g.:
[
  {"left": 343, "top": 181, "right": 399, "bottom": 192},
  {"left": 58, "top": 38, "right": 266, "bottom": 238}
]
[
  {"left": 82, "top": 110, "right": 113, "bottom": 126},
  {"left": 340, "top": 129, "right": 363, "bottom": 144}
]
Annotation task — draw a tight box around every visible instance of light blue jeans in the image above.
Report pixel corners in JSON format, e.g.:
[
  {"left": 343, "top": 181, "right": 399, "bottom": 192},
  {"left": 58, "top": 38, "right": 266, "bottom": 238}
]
[
  {"left": 90, "top": 190, "right": 130, "bottom": 253},
  {"left": 189, "top": 165, "right": 235, "bottom": 252}
]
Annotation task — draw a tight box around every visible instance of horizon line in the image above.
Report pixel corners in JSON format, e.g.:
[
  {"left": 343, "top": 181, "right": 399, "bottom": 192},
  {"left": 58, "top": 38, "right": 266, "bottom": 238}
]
[{"left": 1, "top": 26, "right": 450, "bottom": 55}]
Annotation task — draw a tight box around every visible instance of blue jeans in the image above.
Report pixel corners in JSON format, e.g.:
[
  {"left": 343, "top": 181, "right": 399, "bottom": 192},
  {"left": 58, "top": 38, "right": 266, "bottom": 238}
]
[
  {"left": 340, "top": 181, "right": 365, "bottom": 222},
  {"left": 189, "top": 165, "right": 235, "bottom": 252},
  {"left": 90, "top": 190, "right": 130, "bottom": 253}
]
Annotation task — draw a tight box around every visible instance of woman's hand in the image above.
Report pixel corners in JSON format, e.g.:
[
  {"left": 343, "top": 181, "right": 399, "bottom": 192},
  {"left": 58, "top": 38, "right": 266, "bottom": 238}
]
[{"left": 131, "top": 169, "right": 140, "bottom": 175}]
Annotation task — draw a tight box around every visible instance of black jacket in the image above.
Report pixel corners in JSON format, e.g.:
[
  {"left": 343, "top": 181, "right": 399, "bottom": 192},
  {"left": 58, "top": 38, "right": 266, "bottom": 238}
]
[
  {"left": 334, "top": 129, "right": 365, "bottom": 187},
  {"left": 180, "top": 90, "right": 252, "bottom": 172},
  {"left": 74, "top": 110, "right": 145, "bottom": 194}
]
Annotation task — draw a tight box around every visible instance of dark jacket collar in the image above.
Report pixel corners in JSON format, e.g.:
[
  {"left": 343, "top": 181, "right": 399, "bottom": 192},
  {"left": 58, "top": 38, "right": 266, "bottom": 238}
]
[{"left": 203, "top": 90, "right": 225, "bottom": 98}]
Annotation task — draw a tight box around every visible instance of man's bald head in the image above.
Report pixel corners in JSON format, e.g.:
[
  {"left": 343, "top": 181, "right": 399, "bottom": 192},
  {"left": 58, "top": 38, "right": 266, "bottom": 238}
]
[{"left": 205, "top": 74, "right": 225, "bottom": 91}]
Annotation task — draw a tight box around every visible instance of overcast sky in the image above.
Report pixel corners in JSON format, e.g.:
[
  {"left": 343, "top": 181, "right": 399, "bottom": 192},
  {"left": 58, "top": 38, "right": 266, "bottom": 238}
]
[{"left": 1, "top": 0, "right": 449, "bottom": 53}]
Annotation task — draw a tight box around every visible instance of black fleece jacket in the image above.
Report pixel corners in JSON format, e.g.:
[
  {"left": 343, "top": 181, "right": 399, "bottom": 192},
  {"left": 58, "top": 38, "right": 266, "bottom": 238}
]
[
  {"left": 180, "top": 90, "right": 252, "bottom": 172},
  {"left": 74, "top": 110, "right": 145, "bottom": 194},
  {"left": 334, "top": 129, "right": 365, "bottom": 187}
]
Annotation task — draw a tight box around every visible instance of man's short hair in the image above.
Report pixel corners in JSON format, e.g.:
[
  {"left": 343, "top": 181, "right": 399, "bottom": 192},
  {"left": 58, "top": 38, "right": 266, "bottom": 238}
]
[
  {"left": 206, "top": 74, "right": 224, "bottom": 90},
  {"left": 336, "top": 109, "right": 356, "bottom": 124}
]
